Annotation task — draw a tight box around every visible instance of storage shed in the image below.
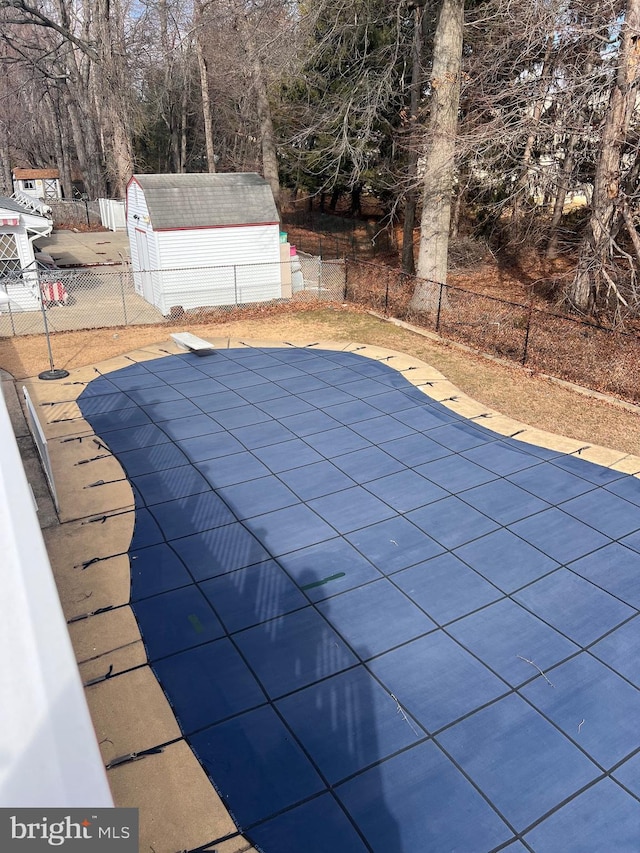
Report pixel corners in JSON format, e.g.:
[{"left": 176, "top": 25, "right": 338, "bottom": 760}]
[
  {"left": 12, "top": 168, "right": 62, "bottom": 201},
  {"left": 126, "top": 173, "right": 286, "bottom": 315},
  {"left": 0, "top": 196, "right": 53, "bottom": 311}
]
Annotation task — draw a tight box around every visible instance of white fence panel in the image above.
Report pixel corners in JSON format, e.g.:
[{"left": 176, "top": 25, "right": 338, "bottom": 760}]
[
  {"left": 99, "top": 198, "right": 126, "bottom": 231},
  {"left": 23, "top": 387, "right": 58, "bottom": 511}
]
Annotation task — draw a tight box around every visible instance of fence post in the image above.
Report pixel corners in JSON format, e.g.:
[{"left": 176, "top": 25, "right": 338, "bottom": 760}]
[
  {"left": 120, "top": 270, "right": 128, "bottom": 325},
  {"left": 435, "top": 283, "right": 444, "bottom": 331},
  {"left": 81, "top": 194, "right": 90, "bottom": 227},
  {"left": 522, "top": 303, "right": 533, "bottom": 365},
  {"left": 234, "top": 266, "right": 238, "bottom": 306},
  {"left": 384, "top": 271, "right": 390, "bottom": 317},
  {"left": 7, "top": 299, "right": 16, "bottom": 336}
]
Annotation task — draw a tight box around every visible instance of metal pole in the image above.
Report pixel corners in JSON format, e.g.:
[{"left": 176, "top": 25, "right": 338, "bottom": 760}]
[
  {"left": 522, "top": 303, "right": 533, "bottom": 365},
  {"left": 37, "top": 274, "right": 69, "bottom": 380},
  {"left": 120, "top": 270, "right": 128, "bottom": 325},
  {"left": 6, "top": 293, "right": 16, "bottom": 336},
  {"left": 0, "top": 290, "right": 11, "bottom": 334},
  {"left": 435, "top": 282, "right": 444, "bottom": 331}
]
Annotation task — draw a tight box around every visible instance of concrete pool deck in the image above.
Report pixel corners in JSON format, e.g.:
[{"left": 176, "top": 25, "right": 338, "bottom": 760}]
[{"left": 18, "top": 336, "right": 640, "bottom": 852}]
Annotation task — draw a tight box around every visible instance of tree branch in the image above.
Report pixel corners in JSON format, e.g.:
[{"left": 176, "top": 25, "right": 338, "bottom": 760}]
[{"left": 0, "top": 0, "right": 99, "bottom": 60}]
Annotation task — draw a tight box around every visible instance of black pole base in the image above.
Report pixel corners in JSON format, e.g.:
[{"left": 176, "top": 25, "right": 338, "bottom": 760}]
[{"left": 38, "top": 368, "right": 70, "bottom": 380}]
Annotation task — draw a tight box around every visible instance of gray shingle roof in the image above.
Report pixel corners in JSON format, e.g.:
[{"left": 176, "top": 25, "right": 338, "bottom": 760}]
[
  {"left": 0, "top": 196, "right": 51, "bottom": 224},
  {"left": 0, "top": 196, "right": 34, "bottom": 215},
  {"left": 131, "top": 173, "right": 278, "bottom": 229}
]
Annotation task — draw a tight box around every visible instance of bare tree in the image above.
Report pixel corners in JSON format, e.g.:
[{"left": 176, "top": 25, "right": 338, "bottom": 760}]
[
  {"left": 568, "top": 0, "right": 640, "bottom": 313},
  {"left": 0, "top": 0, "right": 136, "bottom": 196},
  {"left": 410, "top": 0, "right": 464, "bottom": 310},
  {"left": 240, "top": 5, "right": 281, "bottom": 211},
  {"left": 194, "top": 0, "right": 217, "bottom": 172},
  {"left": 282, "top": 0, "right": 407, "bottom": 207},
  {"left": 401, "top": 1, "right": 427, "bottom": 275},
  {"left": 0, "top": 48, "right": 14, "bottom": 194}
]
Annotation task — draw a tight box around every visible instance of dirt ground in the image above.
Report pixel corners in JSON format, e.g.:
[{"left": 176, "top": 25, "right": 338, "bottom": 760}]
[{"left": 1, "top": 303, "right": 638, "bottom": 457}]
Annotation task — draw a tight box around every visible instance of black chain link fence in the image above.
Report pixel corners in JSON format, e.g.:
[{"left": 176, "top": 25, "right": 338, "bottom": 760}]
[
  {"left": 0, "top": 257, "right": 346, "bottom": 337},
  {"left": 2, "top": 249, "right": 638, "bottom": 403},
  {"left": 344, "top": 258, "right": 640, "bottom": 403},
  {"left": 47, "top": 200, "right": 102, "bottom": 229},
  {"left": 282, "top": 210, "right": 394, "bottom": 260}
]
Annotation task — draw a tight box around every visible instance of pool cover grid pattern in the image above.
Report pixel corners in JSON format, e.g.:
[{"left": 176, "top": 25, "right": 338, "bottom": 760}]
[{"left": 78, "top": 347, "right": 640, "bottom": 853}]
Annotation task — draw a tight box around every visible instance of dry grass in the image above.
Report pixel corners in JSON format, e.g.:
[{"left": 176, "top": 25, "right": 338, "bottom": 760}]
[
  {"left": 345, "top": 259, "right": 640, "bottom": 403},
  {"left": 1, "top": 304, "right": 638, "bottom": 457}
]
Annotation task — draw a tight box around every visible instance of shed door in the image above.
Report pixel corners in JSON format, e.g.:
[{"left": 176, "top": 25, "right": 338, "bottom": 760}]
[{"left": 135, "top": 229, "right": 154, "bottom": 303}]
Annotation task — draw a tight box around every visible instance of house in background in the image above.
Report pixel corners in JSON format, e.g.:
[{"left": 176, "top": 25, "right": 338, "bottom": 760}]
[
  {"left": 0, "top": 196, "right": 53, "bottom": 311},
  {"left": 12, "top": 168, "right": 63, "bottom": 202},
  {"left": 126, "top": 172, "right": 289, "bottom": 316}
]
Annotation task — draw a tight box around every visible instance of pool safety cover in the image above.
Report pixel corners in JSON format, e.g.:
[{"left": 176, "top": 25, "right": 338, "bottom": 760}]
[{"left": 77, "top": 347, "right": 640, "bottom": 853}]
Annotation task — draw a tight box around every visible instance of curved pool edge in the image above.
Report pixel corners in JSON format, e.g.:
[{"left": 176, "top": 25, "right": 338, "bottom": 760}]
[{"left": 31, "top": 335, "right": 640, "bottom": 852}]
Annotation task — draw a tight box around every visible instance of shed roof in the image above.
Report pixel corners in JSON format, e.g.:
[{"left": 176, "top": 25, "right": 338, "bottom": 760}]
[
  {"left": 13, "top": 168, "right": 60, "bottom": 180},
  {"left": 0, "top": 196, "right": 49, "bottom": 219},
  {"left": 0, "top": 197, "right": 31, "bottom": 215},
  {"left": 0, "top": 197, "right": 53, "bottom": 237},
  {"left": 130, "top": 173, "right": 278, "bottom": 230}
]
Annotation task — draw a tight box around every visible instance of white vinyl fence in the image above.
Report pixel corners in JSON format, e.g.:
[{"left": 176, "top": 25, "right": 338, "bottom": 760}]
[
  {"left": 99, "top": 198, "right": 126, "bottom": 231},
  {"left": 23, "top": 387, "right": 59, "bottom": 511}
]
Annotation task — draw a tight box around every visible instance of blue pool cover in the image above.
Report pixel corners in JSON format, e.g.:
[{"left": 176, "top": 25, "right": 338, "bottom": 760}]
[{"left": 77, "top": 346, "right": 640, "bottom": 852}]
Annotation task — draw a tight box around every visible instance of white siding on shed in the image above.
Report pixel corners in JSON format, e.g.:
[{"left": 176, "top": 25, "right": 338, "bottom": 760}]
[
  {"left": 4, "top": 226, "right": 43, "bottom": 311},
  {"left": 0, "top": 201, "right": 53, "bottom": 312},
  {"left": 13, "top": 227, "right": 33, "bottom": 267},
  {"left": 126, "top": 183, "right": 161, "bottom": 303},
  {"left": 157, "top": 223, "right": 279, "bottom": 268},
  {"left": 155, "top": 225, "right": 281, "bottom": 314}
]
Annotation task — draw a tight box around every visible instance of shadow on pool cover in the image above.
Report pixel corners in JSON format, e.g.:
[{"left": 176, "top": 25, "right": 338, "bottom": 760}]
[{"left": 77, "top": 346, "right": 640, "bottom": 853}]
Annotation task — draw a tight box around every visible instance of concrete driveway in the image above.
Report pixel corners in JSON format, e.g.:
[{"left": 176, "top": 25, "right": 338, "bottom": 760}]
[{"left": 35, "top": 230, "right": 131, "bottom": 268}]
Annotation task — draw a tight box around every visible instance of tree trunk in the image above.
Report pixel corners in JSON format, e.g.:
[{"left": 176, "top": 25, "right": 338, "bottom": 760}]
[
  {"left": 108, "top": 105, "right": 134, "bottom": 197},
  {"left": 254, "top": 55, "right": 281, "bottom": 214},
  {"left": 0, "top": 123, "right": 11, "bottom": 196},
  {"left": 54, "top": 94, "right": 75, "bottom": 201},
  {"left": 0, "top": 56, "right": 11, "bottom": 196},
  {"left": 350, "top": 185, "right": 362, "bottom": 216},
  {"left": 64, "top": 82, "right": 107, "bottom": 198},
  {"left": 180, "top": 70, "right": 189, "bottom": 173},
  {"left": 402, "top": 2, "right": 425, "bottom": 276},
  {"left": 546, "top": 131, "right": 577, "bottom": 259},
  {"left": 567, "top": 0, "right": 640, "bottom": 313},
  {"left": 94, "top": 0, "right": 133, "bottom": 197},
  {"left": 450, "top": 170, "right": 468, "bottom": 240},
  {"left": 195, "top": 0, "right": 217, "bottom": 173},
  {"left": 46, "top": 91, "right": 73, "bottom": 199},
  {"left": 242, "top": 15, "right": 281, "bottom": 215},
  {"left": 411, "top": 0, "right": 464, "bottom": 313},
  {"left": 510, "top": 36, "right": 554, "bottom": 235}
]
